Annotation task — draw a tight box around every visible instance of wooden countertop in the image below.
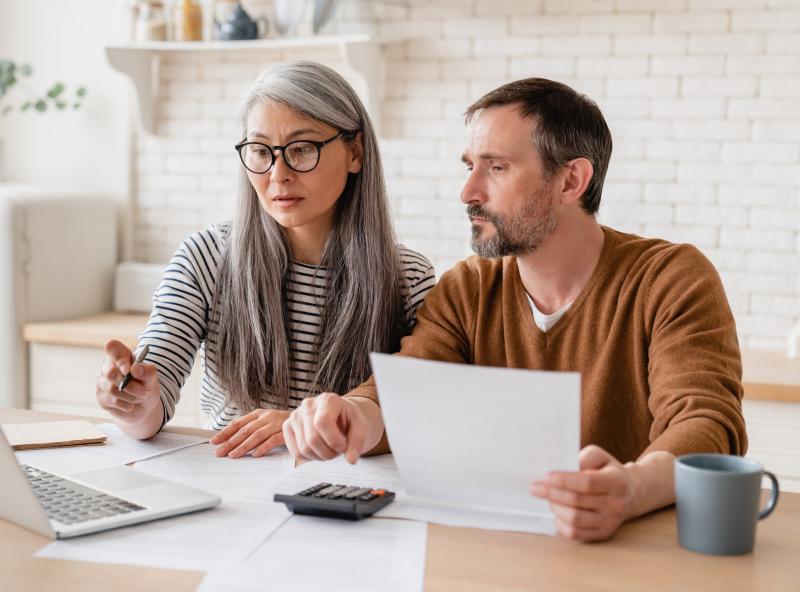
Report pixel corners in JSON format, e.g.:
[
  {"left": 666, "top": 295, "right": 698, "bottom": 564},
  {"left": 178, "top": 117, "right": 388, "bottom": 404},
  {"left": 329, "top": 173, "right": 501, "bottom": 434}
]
[
  {"left": 21, "top": 313, "right": 800, "bottom": 403},
  {"left": 741, "top": 349, "right": 800, "bottom": 403},
  {"left": 22, "top": 313, "right": 148, "bottom": 350}
]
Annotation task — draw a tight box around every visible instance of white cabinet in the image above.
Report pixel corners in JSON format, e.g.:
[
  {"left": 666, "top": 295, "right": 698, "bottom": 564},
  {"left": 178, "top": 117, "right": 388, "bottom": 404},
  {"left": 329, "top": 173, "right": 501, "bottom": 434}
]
[
  {"left": 742, "top": 400, "right": 800, "bottom": 493},
  {"left": 24, "top": 313, "right": 206, "bottom": 429}
]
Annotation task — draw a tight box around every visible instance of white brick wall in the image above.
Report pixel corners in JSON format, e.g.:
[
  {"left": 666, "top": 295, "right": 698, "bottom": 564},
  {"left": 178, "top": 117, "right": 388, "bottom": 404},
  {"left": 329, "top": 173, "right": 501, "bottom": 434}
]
[{"left": 131, "top": 0, "right": 800, "bottom": 352}]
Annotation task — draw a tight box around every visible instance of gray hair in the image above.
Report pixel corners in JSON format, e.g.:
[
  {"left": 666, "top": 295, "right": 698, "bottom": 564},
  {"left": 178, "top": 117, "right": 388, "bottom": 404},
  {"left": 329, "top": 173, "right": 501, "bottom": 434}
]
[{"left": 213, "top": 60, "right": 404, "bottom": 411}]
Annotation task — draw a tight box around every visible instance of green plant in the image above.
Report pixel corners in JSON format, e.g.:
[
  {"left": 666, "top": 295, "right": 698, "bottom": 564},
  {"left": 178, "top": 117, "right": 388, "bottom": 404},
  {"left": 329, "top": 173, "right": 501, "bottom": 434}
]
[{"left": 0, "top": 59, "right": 87, "bottom": 115}]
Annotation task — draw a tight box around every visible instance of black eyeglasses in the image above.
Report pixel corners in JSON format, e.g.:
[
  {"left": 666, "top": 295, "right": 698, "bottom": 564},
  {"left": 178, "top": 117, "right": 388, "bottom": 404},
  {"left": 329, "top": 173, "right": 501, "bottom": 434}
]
[{"left": 235, "top": 132, "right": 345, "bottom": 174}]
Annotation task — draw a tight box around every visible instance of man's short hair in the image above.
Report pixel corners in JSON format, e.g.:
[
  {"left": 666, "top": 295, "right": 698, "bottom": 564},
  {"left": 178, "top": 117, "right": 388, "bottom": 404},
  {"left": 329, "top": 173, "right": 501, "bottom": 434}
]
[{"left": 465, "top": 78, "right": 612, "bottom": 215}]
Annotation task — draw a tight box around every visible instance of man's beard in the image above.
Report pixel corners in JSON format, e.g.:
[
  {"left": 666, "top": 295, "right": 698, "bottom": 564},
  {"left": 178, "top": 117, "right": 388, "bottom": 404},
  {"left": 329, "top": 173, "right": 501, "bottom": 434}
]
[{"left": 468, "top": 186, "right": 558, "bottom": 258}]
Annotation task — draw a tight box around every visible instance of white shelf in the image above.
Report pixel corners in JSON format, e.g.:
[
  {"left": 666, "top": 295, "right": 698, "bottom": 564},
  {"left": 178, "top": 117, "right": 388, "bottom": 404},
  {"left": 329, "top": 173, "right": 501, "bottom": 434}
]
[{"left": 105, "top": 34, "right": 380, "bottom": 135}]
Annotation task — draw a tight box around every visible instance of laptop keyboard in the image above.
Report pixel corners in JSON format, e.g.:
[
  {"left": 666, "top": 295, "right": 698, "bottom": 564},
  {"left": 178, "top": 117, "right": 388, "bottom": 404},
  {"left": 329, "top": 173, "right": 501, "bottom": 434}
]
[{"left": 22, "top": 465, "right": 146, "bottom": 525}]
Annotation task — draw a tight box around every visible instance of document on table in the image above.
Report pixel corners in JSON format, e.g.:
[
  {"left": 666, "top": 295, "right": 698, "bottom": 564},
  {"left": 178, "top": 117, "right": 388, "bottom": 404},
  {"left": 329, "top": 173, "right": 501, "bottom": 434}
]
[
  {"left": 369, "top": 353, "right": 581, "bottom": 535},
  {"left": 266, "top": 454, "right": 557, "bottom": 534},
  {"left": 15, "top": 423, "right": 208, "bottom": 475},
  {"left": 199, "top": 515, "right": 427, "bottom": 592},
  {"left": 36, "top": 499, "right": 292, "bottom": 572},
  {"left": 36, "top": 444, "right": 295, "bottom": 571},
  {"left": 134, "top": 442, "right": 295, "bottom": 500}
]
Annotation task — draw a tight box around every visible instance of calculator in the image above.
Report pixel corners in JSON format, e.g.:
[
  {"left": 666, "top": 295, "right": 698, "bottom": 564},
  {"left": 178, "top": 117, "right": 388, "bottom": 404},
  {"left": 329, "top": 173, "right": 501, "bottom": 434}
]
[{"left": 273, "top": 482, "right": 395, "bottom": 520}]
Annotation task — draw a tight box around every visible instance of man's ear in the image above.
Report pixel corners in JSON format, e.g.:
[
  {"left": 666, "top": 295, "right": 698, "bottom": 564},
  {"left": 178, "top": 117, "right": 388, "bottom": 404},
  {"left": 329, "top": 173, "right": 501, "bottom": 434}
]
[
  {"left": 558, "top": 157, "right": 593, "bottom": 206},
  {"left": 347, "top": 132, "right": 364, "bottom": 174}
]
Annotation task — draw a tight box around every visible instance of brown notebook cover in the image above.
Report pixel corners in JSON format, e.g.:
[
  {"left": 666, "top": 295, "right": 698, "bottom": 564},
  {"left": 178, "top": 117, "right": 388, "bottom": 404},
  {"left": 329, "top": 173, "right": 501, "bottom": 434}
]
[{"left": 1, "top": 420, "right": 107, "bottom": 450}]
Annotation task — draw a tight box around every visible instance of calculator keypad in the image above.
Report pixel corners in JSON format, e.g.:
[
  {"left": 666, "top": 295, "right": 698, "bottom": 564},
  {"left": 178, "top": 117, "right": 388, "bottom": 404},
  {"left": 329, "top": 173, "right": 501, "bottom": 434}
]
[
  {"left": 274, "top": 482, "right": 395, "bottom": 520},
  {"left": 296, "top": 483, "right": 389, "bottom": 501}
]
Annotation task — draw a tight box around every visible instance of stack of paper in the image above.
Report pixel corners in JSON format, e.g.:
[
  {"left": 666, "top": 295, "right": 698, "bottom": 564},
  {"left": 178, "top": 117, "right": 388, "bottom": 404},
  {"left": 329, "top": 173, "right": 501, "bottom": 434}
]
[{"left": 199, "top": 515, "right": 427, "bottom": 592}]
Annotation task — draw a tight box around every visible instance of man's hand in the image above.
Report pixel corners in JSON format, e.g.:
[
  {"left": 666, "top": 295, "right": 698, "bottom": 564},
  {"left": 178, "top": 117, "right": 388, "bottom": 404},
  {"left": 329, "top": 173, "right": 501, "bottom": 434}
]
[
  {"left": 531, "top": 445, "right": 635, "bottom": 541},
  {"left": 210, "top": 409, "right": 290, "bottom": 458},
  {"left": 282, "top": 393, "right": 374, "bottom": 464},
  {"left": 531, "top": 445, "right": 676, "bottom": 542}
]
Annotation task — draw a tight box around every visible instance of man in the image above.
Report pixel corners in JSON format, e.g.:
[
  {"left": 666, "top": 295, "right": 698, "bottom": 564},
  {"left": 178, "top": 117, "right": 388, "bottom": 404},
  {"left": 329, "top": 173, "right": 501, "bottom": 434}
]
[{"left": 282, "top": 78, "right": 747, "bottom": 542}]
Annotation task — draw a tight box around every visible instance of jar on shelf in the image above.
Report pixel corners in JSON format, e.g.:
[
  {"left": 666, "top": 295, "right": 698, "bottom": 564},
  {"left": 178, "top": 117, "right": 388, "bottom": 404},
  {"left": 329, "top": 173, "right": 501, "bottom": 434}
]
[
  {"left": 173, "top": 0, "right": 203, "bottom": 41},
  {"left": 133, "top": 0, "right": 167, "bottom": 42}
]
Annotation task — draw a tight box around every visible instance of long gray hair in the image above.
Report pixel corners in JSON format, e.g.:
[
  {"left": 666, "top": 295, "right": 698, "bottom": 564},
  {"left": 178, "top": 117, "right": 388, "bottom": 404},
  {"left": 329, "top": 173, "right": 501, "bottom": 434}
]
[{"left": 213, "top": 60, "right": 404, "bottom": 412}]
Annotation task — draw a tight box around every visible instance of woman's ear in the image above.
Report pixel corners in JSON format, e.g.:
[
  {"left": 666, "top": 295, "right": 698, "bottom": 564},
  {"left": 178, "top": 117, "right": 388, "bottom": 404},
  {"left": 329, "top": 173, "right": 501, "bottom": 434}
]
[{"left": 347, "top": 132, "right": 364, "bottom": 174}]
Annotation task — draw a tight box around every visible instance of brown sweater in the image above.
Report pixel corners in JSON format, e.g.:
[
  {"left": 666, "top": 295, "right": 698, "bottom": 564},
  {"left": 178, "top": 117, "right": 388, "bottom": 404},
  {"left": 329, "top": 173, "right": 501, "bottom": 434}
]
[{"left": 346, "top": 226, "right": 747, "bottom": 462}]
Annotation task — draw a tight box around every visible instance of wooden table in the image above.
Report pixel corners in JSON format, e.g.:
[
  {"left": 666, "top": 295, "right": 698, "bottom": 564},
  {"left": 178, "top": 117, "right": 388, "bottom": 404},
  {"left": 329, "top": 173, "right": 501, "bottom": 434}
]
[{"left": 2, "top": 408, "right": 799, "bottom": 592}]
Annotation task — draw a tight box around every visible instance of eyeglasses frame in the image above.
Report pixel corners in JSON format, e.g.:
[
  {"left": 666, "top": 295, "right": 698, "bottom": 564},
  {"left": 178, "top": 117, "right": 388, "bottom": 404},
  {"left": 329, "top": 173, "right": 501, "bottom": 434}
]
[{"left": 234, "top": 132, "right": 349, "bottom": 174}]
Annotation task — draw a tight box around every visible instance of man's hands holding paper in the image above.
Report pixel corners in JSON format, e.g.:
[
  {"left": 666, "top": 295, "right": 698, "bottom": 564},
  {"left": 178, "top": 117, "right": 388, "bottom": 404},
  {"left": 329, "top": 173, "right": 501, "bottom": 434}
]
[
  {"left": 283, "top": 393, "right": 381, "bottom": 464},
  {"left": 531, "top": 445, "right": 676, "bottom": 542}
]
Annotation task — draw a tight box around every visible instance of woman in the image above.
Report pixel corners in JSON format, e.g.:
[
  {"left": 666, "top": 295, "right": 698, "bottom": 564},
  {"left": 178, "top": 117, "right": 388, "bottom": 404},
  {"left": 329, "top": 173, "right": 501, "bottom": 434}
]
[{"left": 95, "top": 61, "right": 435, "bottom": 458}]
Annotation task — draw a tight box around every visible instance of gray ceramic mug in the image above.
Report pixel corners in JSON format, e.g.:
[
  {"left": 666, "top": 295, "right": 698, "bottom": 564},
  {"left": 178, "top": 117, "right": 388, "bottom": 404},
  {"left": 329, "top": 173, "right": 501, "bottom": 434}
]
[{"left": 675, "top": 454, "right": 779, "bottom": 555}]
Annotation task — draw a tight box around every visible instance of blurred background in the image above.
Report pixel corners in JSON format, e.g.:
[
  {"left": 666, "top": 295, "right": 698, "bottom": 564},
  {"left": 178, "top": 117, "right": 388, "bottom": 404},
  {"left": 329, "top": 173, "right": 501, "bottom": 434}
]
[{"left": 1, "top": 0, "right": 798, "bottom": 487}]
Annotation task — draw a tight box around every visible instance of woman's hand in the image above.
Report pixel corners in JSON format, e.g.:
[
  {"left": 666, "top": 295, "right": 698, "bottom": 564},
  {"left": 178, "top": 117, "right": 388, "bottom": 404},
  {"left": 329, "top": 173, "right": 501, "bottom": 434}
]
[
  {"left": 96, "top": 340, "right": 162, "bottom": 428},
  {"left": 210, "top": 409, "right": 290, "bottom": 458},
  {"left": 282, "top": 392, "right": 374, "bottom": 464}
]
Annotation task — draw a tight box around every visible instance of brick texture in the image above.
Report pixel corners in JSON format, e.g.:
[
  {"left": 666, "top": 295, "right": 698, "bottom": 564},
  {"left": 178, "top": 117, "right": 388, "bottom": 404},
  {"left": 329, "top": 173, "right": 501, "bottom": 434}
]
[{"left": 132, "top": 1, "right": 800, "bottom": 352}]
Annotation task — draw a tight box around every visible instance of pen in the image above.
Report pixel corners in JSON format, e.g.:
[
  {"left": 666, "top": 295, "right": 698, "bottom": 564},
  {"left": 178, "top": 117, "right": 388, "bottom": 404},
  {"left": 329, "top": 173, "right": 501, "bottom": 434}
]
[{"left": 118, "top": 345, "right": 149, "bottom": 392}]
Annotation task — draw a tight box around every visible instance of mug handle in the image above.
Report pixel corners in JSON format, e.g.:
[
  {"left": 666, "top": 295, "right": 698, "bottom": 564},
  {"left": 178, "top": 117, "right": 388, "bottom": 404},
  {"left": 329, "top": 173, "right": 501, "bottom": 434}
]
[{"left": 758, "top": 470, "right": 780, "bottom": 520}]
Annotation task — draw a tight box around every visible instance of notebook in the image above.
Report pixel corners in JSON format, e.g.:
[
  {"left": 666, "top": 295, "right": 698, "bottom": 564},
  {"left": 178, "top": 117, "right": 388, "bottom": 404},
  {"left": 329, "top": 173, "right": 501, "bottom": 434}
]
[{"left": 1, "top": 420, "right": 107, "bottom": 450}]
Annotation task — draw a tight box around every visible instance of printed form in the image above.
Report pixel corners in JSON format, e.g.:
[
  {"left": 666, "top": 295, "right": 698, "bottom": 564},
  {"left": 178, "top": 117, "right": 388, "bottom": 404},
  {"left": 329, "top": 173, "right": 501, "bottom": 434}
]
[{"left": 370, "top": 354, "right": 580, "bottom": 535}]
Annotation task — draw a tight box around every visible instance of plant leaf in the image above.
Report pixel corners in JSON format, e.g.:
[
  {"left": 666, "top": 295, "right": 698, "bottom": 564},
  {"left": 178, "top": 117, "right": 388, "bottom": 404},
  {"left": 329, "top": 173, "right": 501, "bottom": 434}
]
[
  {"left": 21, "top": 101, "right": 32, "bottom": 111},
  {"left": 47, "top": 83, "right": 65, "bottom": 98},
  {"left": 20, "top": 64, "right": 33, "bottom": 76},
  {"left": 76, "top": 86, "right": 87, "bottom": 97},
  {"left": 34, "top": 99, "right": 47, "bottom": 112}
]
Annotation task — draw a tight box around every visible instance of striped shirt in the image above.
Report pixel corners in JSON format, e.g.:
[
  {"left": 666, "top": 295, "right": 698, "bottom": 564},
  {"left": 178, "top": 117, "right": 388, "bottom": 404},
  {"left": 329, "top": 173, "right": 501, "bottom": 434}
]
[{"left": 138, "top": 223, "right": 436, "bottom": 430}]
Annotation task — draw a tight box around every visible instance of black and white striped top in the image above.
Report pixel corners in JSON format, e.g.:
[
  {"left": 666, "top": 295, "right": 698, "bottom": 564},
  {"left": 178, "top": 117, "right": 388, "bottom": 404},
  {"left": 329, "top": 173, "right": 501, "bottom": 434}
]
[{"left": 138, "top": 223, "right": 436, "bottom": 430}]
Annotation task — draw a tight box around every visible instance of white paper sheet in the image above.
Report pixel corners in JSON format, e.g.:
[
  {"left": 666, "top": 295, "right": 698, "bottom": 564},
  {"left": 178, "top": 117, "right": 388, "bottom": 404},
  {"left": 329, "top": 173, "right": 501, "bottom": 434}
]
[
  {"left": 15, "top": 423, "right": 208, "bottom": 475},
  {"left": 378, "top": 492, "right": 556, "bottom": 535},
  {"left": 134, "top": 442, "right": 294, "bottom": 500},
  {"left": 267, "top": 452, "right": 555, "bottom": 534},
  {"left": 369, "top": 354, "right": 581, "bottom": 535},
  {"left": 199, "top": 515, "right": 428, "bottom": 592},
  {"left": 36, "top": 498, "right": 292, "bottom": 572}
]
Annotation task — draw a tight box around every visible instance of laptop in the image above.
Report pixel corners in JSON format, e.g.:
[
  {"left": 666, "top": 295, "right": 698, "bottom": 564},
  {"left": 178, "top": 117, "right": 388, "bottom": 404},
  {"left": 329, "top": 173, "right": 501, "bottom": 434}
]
[{"left": 0, "top": 428, "right": 220, "bottom": 539}]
